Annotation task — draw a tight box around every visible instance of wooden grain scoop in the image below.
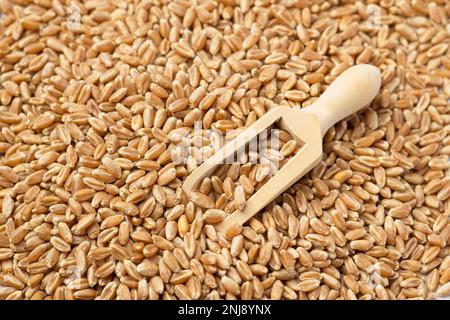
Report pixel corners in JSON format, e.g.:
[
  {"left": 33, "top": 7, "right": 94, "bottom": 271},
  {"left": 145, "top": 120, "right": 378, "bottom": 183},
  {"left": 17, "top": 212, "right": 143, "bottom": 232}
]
[{"left": 183, "top": 64, "right": 382, "bottom": 235}]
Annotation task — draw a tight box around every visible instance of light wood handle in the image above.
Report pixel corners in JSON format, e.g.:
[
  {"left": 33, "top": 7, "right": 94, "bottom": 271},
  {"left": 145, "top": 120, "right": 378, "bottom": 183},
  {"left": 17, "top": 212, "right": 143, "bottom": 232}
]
[{"left": 302, "top": 64, "right": 381, "bottom": 136}]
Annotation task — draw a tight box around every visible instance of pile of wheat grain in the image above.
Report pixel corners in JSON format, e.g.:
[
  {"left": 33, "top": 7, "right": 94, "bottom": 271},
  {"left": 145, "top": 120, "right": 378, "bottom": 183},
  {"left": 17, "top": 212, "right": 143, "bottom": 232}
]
[{"left": 0, "top": 0, "right": 449, "bottom": 300}]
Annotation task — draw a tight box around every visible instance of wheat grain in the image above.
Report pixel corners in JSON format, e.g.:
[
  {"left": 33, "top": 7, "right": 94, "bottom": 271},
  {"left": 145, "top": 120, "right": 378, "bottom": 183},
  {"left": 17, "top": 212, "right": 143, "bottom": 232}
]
[{"left": 0, "top": 0, "right": 448, "bottom": 301}]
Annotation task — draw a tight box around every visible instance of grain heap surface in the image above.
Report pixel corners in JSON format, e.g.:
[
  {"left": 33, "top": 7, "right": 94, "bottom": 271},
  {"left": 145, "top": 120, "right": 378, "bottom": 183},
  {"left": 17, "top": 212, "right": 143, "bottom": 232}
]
[{"left": 0, "top": 0, "right": 449, "bottom": 300}]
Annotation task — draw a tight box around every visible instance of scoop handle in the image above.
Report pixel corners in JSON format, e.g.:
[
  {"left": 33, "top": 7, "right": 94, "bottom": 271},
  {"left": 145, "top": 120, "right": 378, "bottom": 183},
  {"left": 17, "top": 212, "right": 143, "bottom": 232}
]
[{"left": 302, "top": 64, "right": 381, "bottom": 136}]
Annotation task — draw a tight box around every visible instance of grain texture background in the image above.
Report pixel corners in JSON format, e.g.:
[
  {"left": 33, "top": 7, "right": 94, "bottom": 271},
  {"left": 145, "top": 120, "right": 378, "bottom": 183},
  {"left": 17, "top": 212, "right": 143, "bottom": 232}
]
[{"left": 0, "top": 0, "right": 449, "bottom": 300}]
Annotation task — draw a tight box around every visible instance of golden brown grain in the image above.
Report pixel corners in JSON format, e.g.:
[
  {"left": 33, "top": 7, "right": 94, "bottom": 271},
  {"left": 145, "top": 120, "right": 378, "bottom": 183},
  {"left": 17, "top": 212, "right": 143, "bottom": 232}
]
[{"left": 0, "top": 0, "right": 448, "bottom": 301}]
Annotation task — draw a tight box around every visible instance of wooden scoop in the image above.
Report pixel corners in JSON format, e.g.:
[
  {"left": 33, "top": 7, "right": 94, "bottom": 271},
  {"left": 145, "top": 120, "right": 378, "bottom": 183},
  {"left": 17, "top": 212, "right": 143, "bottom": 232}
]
[{"left": 182, "top": 64, "right": 382, "bottom": 234}]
